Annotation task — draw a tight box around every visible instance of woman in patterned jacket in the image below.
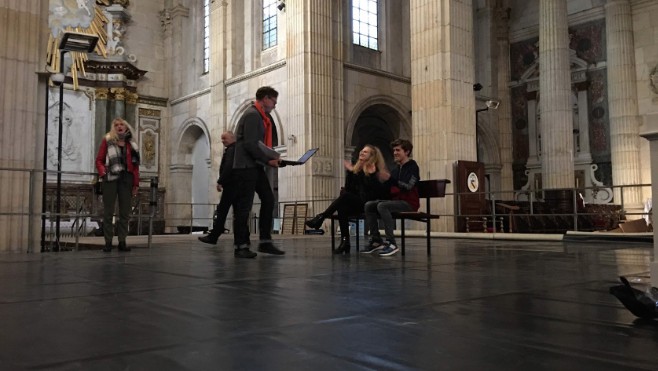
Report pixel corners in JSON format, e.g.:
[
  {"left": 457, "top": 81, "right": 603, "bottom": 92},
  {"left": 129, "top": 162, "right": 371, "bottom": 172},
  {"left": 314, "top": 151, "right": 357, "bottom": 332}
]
[{"left": 95, "top": 118, "right": 140, "bottom": 252}]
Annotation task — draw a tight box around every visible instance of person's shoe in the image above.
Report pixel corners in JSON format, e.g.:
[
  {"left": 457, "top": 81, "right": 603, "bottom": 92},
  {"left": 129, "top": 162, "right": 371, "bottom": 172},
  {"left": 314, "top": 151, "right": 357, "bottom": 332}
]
[
  {"left": 305, "top": 214, "right": 325, "bottom": 230},
  {"left": 360, "top": 239, "right": 385, "bottom": 253},
  {"left": 378, "top": 243, "right": 399, "bottom": 257},
  {"left": 258, "top": 242, "right": 285, "bottom": 255},
  {"left": 198, "top": 235, "right": 218, "bottom": 245},
  {"left": 102, "top": 243, "right": 112, "bottom": 252},
  {"left": 118, "top": 241, "right": 131, "bottom": 251},
  {"left": 333, "top": 237, "right": 351, "bottom": 255},
  {"left": 234, "top": 247, "right": 257, "bottom": 259}
]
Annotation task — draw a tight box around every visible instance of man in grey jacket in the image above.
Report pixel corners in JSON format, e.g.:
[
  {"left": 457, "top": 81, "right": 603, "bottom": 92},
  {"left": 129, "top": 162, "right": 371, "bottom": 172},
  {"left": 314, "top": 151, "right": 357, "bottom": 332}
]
[{"left": 231, "top": 86, "right": 285, "bottom": 258}]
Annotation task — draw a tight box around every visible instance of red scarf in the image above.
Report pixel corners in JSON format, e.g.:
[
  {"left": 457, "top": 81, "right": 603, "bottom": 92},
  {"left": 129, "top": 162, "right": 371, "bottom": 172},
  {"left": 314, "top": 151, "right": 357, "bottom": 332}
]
[{"left": 253, "top": 101, "right": 273, "bottom": 147}]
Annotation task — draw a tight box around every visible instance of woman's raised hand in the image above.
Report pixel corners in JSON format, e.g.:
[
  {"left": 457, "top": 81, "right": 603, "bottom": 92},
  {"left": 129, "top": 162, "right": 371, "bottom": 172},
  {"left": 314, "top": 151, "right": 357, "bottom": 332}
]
[{"left": 343, "top": 160, "right": 354, "bottom": 171}]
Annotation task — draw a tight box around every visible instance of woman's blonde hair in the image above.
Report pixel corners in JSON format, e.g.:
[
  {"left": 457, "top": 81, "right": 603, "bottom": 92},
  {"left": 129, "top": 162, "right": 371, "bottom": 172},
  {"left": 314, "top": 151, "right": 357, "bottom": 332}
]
[
  {"left": 106, "top": 118, "right": 136, "bottom": 143},
  {"left": 352, "top": 144, "right": 386, "bottom": 175}
]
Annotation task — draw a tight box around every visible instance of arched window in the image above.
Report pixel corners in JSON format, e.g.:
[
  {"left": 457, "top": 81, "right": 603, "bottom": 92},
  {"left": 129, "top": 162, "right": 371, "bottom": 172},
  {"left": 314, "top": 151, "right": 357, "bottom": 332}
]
[{"left": 352, "top": 0, "right": 378, "bottom": 50}]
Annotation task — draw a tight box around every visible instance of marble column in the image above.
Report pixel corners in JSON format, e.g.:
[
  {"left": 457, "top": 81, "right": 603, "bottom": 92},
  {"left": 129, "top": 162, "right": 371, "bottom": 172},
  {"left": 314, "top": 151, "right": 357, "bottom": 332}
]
[
  {"left": 410, "top": 0, "right": 475, "bottom": 231},
  {"left": 538, "top": 0, "right": 574, "bottom": 189},
  {"left": 574, "top": 82, "right": 592, "bottom": 162},
  {"left": 125, "top": 91, "right": 138, "bottom": 127},
  {"left": 605, "top": 0, "right": 643, "bottom": 215},
  {"left": 495, "top": 4, "right": 514, "bottom": 197},
  {"left": 94, "top": 88, "right": 109, "bottom": 155},
  {"left": 285, "top": 0, "right": 342, "bottom": 212},
  {"left": 110, "top": 87, "right": 126, "bottom": 120}
]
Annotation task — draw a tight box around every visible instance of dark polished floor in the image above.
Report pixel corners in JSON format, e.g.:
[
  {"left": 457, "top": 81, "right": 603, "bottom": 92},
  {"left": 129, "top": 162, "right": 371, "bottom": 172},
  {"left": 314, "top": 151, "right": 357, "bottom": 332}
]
[{"left": 0, "top": 234, "right": 656, "bottom": 370}]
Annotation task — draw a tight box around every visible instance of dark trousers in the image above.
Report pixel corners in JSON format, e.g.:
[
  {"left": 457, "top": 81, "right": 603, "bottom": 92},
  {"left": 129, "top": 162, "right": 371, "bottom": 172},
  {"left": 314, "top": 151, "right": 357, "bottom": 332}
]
[
  {"left": 231, "top": 167, "right": 274, "bottom": 247},
  {"left": 321, "top": 192, "right": 364, "bottom": 238},
  {"left": 208, "top": 181, "right": 238, "bottom": 238},
  {"left": 102, "top": 171, "right": 133, "bottom": 245},
  {"left": 255, "top": 170, "right": 274, "bottom": 241}
]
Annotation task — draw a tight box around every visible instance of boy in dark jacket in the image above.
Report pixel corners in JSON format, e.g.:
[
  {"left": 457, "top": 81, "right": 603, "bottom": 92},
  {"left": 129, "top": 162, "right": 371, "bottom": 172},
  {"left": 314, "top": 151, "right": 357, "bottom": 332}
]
[{"left": 362, "top": 139, "right": 420, "bottom": 256}]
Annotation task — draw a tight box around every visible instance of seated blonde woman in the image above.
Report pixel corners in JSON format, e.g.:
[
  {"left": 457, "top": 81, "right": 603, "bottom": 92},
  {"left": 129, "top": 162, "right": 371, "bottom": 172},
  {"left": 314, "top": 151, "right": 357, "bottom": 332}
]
[{"left": 305, "top": 145, "right": 390, "bottom": 254}]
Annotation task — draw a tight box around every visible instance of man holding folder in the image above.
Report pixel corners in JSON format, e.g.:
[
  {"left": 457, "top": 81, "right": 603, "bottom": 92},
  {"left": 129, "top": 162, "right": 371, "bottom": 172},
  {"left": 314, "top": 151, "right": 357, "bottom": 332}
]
[{"left": 230, "top": 86, "right": 285, "bottom": 258}]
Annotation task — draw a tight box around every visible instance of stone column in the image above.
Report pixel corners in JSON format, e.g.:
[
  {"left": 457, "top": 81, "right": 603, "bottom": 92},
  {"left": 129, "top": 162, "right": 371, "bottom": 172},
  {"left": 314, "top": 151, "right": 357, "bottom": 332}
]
[
  {"left": 0, "top": 1, "right": 48, "bottom": 252},
  {"left": 538, "top": 0, "right": 574, "bottom": 190},
  {"left": 495, "top": 4, "right": 513, "bottom": 197},
  {"left": 160, "top": 4, "right": 189, "bottom": 99},
  {"left": 410, "top": 0, "right": 476, "bottom": 231},
  {"left": 606, "top": 0, "right": 643, "bottom": 215},
  {"left": 208, "top": 0, "right": 227, "bottom": 204},
  {"left": 639, "top": 113, "right": 658, "bottom": 287},
  {"left": 285, "top": 0, "right": 342, "bottom": 211}
]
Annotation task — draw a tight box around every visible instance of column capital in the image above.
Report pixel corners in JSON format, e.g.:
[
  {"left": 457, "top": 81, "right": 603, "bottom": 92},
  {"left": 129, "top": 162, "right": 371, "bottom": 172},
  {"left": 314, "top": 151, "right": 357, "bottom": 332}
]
[
  {"left": 95, "top": 88, "right": 109, "bottom": 100},
  {"left": 110, "top": 87, "right": 126, "bottom": 101}
]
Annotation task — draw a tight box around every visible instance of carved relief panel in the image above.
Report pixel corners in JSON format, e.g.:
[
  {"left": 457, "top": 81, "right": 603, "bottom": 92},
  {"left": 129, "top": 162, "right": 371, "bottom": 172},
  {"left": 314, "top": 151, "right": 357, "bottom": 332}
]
[{"left": 138, "top": 108, "right": 160, "bottom": 176}]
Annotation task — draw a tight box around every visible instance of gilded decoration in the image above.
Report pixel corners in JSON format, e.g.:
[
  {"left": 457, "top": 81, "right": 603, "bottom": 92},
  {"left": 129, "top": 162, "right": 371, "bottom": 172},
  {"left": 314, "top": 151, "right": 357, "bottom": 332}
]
[
  {"left": 95, "top": 87, "right": 109, "bottom": 99},
  {"left": 47, "top": 0, "right": 110, "bottom": 89},
  {"left": 110, "top": 87, "right": 125, "bottom": 100},
  {"left": 141, "top": 130, "right": 157, "bottom": 170},
  {"left": 47, "top": 0, "right": 140, "bottom": 89},
  {"left": 139, "top": 108, "right": 161, "bottom": 118}
]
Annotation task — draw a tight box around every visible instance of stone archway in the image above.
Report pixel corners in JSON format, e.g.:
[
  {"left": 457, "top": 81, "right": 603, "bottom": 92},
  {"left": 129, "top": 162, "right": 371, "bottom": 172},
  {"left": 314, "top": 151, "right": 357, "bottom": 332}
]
[
  {"left": 347, "top": 96, "right": 412, "bottom": 169},
  {"left": 169, "top": 119, "right": 212, "bottom": 231}
]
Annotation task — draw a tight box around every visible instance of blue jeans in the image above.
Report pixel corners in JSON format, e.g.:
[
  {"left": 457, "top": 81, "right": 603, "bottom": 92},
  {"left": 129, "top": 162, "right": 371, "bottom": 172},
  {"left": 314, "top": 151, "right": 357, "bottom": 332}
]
[{"left": 364, "top": 200, "right": 412, "bottom": 244}]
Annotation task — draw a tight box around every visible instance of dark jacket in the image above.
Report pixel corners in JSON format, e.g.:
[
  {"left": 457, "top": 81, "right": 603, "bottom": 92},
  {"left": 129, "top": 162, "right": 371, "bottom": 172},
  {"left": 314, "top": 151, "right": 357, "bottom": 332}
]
[
  {"left": 217, "top": 143, "right": 236, "bottom": 186},
  {"left": 344, "top": 169, "right": 390, "bottom": 203},
  {"left": 389, "top": 159, "right": 420, "bottom": 211},
  {"left": 233, "top": 105, "right": 272, "bottom": 169}
]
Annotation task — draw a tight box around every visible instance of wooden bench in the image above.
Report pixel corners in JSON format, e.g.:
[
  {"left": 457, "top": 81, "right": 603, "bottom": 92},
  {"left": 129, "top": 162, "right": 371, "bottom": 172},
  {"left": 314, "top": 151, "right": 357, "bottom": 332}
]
[{"left": 327, "top": 179, "right": 450, "bottom": 256}]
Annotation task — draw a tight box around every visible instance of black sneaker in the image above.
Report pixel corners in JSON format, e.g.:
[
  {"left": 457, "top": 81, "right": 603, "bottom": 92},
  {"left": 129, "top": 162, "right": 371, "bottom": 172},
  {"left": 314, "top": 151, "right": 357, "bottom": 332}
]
[
  {"left": 102, "top": 243, "right": 112, "bottom": 252},
  {"left": 258, "top": 242, "right": 285, "bottom": 255},
  {"left": 198, "top": 235, "right": 218, "bottom": 245},
  {"left": 118, "top": 241, "right": 131, "bottom": 251},
  {"left": 234, "top": 247, "right": 257, "bottom": 259}
]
